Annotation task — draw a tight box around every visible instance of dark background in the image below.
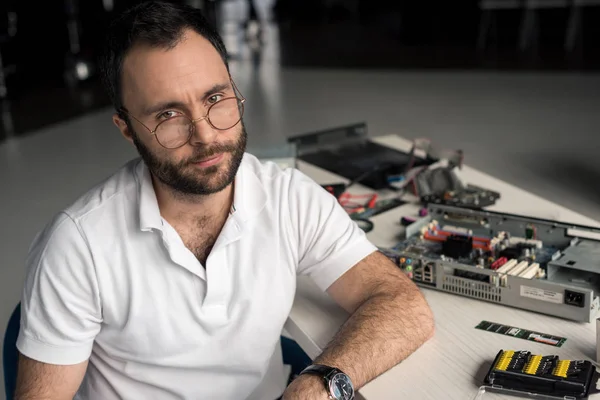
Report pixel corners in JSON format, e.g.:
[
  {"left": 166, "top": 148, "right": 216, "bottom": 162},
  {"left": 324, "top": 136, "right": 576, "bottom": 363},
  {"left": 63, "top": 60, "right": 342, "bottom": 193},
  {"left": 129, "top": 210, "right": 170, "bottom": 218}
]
[{"left": 0, "top": 0, "right": 599, "bottom": 140}]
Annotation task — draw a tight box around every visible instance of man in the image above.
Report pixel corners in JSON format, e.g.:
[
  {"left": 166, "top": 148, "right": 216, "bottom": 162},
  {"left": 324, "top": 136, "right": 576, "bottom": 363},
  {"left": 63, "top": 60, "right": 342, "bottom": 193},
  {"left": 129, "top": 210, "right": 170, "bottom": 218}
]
[{"left": 15, "top": 2, "right": 434, "bottom": 399}]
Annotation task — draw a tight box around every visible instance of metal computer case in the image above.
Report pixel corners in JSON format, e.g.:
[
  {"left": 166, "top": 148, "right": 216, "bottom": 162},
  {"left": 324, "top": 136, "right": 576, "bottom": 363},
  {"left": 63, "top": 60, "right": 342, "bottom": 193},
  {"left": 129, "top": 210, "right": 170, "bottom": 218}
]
[{"left": 384, "top": 204, "right": 600, "bottom": 322}]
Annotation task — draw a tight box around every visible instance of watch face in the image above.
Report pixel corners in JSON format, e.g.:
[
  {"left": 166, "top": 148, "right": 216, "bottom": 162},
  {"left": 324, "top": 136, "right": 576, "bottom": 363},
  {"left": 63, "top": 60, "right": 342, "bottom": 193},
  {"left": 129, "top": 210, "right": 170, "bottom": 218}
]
[{"left": 328, "top": 372, "right": 355, "bottom": 400}]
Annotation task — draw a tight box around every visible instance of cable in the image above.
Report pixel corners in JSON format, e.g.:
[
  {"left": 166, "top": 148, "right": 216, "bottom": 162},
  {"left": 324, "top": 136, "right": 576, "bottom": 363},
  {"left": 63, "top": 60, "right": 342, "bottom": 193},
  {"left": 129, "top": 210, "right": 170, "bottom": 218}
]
[{"left": 353, "top": 218, "right": 374, "bottom": 233}]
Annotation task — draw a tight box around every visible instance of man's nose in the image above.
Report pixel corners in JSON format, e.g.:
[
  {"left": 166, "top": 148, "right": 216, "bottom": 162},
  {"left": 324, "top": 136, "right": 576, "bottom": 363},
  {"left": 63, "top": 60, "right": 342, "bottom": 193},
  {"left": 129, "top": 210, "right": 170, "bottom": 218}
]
[{"left": 188, "top": 116, "right": 218, "bottom": 146}]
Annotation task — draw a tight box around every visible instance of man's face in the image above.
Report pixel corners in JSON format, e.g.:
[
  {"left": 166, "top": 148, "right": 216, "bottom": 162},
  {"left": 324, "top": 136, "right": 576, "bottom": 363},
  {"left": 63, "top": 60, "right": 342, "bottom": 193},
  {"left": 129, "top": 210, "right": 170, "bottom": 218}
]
[{"left": 117, "top": 29, "right": 246, "bottom": 196}]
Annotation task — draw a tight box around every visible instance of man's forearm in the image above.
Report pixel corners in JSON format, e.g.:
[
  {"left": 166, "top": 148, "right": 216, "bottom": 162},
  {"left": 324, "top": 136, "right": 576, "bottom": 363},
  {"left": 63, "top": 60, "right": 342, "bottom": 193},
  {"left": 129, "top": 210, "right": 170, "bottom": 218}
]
[{"left": 313, "top": 284, "right": 434, "bottom": 389}]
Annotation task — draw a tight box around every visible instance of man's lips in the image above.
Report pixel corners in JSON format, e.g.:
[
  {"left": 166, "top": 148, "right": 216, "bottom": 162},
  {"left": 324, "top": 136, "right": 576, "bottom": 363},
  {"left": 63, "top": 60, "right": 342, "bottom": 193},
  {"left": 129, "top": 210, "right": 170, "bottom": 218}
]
[{"left": 191, "top": 153, "right": 224, "bottom": 167}]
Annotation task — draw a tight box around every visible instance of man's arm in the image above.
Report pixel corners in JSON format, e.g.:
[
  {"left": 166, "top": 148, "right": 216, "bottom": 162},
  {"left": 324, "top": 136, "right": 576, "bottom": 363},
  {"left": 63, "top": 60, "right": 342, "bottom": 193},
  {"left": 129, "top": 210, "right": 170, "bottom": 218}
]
[
  {"left": 284, "top": 170, "right": 434, "bottom": 398},
  {"left": 16, "top": 212, "right": 102, "bottom": 399},
  {"left": 318, "top": 250, "right": 434, "bottom": 387},
  {"left": 15, "top": 355, "right": 88, "bottom": 400},
  {"left": 284, "top": 251, "right": 434, "bottom": 399}
]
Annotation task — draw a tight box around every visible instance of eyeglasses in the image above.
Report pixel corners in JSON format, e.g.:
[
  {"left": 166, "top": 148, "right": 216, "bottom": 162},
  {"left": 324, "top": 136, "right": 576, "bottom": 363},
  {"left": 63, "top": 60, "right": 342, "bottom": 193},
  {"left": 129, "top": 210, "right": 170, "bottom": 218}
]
[{"left": 120, "top": 80, "right": 246, "bottom": 149}]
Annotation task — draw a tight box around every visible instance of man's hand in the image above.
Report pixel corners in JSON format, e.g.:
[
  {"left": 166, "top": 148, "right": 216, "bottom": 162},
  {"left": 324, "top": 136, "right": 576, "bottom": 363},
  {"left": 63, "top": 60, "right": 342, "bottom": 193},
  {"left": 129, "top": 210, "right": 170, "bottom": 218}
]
[{"left": 282, "top": 374, "right": 329, "bottom": 400}]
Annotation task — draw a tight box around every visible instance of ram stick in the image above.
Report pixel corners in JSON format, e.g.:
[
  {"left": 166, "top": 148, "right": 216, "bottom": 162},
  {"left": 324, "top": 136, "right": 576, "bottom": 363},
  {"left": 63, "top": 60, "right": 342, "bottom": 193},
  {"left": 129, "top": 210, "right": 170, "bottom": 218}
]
[{"left": 475, "top": 320, "right": 567, "bottom": 347}]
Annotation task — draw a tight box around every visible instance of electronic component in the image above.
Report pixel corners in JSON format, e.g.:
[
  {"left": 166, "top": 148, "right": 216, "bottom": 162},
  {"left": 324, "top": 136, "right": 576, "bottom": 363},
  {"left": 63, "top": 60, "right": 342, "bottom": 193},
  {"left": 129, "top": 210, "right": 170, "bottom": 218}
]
[
  {"left": 321, "top": 183, "right": 347, "bottom": 199},
  {"left": 352, "top": 198, "right": 406, "bottom": 219},
  {"left": 288, "top": 122, "right": 437, "bottom": 190},
  {"left": 352, "top": 218, "right": 374, "bottom": 233},
  {"left": 475, "top": 321, "right": 567, "bottom": 347},
  {"left": 413, "top": 165, "right": 500, "bottom": 209},
  {"left": 499, "top": 246, "right": 521, "bottom": 261},
  {"left": 400, "top": 216, "right": 416, "bottom": 226},
  {"left": 386, "top": 204, "right": 600, "bottom": 322},
  {"left": 597, "top": 317, "right": 600, "bottom": 363},
  {"left": 484, "top": 350, "right": 596, "bottom": 399},
  {"left": 442, "top": 234, "right": 473, "bottom": 258}
]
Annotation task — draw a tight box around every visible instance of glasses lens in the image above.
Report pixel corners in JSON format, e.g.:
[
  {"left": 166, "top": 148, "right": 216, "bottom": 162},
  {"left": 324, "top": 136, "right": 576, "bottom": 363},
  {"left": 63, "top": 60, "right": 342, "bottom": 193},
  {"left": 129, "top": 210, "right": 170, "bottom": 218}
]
[
  {"left": 155, "top": 116, "right": 193, "bottom": 148},
  {"left": 208, "top": 98, "right": 243, "bottom": 130}
]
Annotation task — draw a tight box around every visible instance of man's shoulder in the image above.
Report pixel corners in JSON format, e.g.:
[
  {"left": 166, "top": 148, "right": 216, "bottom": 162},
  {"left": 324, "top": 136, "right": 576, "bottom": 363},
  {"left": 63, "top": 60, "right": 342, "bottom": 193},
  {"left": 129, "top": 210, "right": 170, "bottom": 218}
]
[
  {"left": 29, "top": 159, "right": 142, "bottom": 256},
  {"left": 62, "top": 158, "right": 141, "bottom": 223}
]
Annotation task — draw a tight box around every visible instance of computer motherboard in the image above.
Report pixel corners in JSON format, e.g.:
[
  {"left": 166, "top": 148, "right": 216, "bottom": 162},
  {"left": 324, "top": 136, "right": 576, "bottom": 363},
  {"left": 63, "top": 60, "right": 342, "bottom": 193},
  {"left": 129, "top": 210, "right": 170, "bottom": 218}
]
[{"left": 382, "top": 204, "right": 600, "bottom": 322}]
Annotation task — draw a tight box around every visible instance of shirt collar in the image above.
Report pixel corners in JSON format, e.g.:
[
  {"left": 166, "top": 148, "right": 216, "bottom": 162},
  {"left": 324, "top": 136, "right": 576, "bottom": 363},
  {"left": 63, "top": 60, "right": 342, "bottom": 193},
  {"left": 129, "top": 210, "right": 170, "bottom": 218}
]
[
  {"left": 136, "top": 160, "right": 163, "bottom": 232},
  {"left": 135, "top": 154, "right": 267, "bottom": 232},
  {"left": 230, "top": 154, "right": 267, "bottom": 224}
]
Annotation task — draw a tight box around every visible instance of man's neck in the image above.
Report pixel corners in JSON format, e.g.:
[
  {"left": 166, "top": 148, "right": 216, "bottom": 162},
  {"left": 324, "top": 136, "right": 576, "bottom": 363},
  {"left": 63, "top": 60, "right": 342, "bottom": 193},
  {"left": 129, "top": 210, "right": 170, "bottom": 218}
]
[{"left": 152, "top": 177, "right": 234, "bottom": 226}]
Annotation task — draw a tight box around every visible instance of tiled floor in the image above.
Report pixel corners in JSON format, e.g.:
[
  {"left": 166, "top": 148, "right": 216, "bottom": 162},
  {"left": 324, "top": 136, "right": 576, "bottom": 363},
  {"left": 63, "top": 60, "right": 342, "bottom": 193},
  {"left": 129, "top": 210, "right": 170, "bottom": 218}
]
[{"left": 2, "top": 0, "right": 600, "bottom": 395}]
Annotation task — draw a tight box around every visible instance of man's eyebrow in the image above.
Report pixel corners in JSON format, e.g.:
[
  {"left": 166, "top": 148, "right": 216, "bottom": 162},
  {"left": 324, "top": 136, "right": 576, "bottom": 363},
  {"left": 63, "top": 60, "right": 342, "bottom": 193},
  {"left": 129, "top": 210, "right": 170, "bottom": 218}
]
[
  {"left": 203, "top": 83, "right": 231, "bottom": 100},
  {"left": 141, "top": 101, "right": 187, "bottom": 116},
  {"left": 141, "top": 82, "right": 232, "bottom": 116}
]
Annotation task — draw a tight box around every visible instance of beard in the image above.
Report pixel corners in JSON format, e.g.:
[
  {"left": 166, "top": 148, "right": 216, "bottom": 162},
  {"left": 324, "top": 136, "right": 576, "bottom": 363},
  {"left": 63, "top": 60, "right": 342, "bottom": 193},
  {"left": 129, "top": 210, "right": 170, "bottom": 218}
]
[{"left": 132, "top": 124, "right": 247, "bottom": 196}]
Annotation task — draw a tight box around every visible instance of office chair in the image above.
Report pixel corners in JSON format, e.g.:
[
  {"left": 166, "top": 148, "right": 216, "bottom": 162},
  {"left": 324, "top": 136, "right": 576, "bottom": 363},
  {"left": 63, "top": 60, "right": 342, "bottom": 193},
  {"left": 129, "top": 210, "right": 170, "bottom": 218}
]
[
  {"left": 280, "top": 335, "right": 312, "bottom": 380},
  {"left": 3, "top": 302, "right": 20, "bottom": 400}
]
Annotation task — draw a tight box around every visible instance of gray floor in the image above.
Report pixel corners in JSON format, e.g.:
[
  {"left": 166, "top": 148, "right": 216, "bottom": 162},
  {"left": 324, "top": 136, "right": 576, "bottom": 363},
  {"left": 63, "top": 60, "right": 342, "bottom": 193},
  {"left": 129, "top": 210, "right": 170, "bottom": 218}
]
[{"left": 2, "top": 15, "right": 600, "bottom": 397}]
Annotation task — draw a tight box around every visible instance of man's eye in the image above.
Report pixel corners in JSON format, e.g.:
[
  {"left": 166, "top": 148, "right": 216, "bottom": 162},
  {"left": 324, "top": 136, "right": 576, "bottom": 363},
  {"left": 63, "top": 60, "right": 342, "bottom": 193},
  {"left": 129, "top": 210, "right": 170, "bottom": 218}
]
[
  {"left": 158, "top": 111, "right": 179, "bottom": 120},
  {"left": 208, "top": 94, "right": 224, "bottom": 104}
]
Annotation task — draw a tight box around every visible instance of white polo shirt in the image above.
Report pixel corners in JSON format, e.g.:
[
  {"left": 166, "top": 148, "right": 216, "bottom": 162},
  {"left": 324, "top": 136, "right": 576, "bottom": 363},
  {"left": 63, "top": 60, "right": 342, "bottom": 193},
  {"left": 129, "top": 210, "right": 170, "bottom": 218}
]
[{"left": 17, "top": 153, "right": 377, "bottom": 400}]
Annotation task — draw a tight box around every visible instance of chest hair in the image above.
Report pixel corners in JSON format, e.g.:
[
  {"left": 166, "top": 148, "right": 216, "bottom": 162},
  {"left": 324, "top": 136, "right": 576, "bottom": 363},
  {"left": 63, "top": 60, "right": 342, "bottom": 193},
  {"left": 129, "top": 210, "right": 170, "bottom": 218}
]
[{"left": 175, "top": 217, "right": 222, "bottom": 266}]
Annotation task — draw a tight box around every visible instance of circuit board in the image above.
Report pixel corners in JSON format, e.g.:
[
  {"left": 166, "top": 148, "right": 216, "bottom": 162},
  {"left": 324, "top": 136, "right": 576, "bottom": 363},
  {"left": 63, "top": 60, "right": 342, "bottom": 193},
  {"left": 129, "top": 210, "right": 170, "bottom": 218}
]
[
  {"left": 484, "top": 350, "right": 597, "bottom": 399},
  {"left": 392, "top": 236, "right": 559, "bottom": 269},
  {"left": 382, "top": 204, "right": 600, "bottom": 322}
]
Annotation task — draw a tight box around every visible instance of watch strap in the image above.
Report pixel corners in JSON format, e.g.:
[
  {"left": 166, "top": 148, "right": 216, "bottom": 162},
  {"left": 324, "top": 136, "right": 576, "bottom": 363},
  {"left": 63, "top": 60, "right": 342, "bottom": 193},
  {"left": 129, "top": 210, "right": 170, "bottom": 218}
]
[
  {"left": 300, "top": 364, "right": 340, "bottom": 378},
  {"left": 300, "top": 364, "right": 355, "bottom": 400}
]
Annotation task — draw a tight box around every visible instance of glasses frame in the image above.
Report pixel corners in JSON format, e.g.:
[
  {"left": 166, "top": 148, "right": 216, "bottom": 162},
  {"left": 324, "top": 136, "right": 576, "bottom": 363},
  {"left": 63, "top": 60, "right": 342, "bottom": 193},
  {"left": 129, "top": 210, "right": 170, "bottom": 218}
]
[{"left": 120, "top": 79, "right": 246, "bottom": 149}]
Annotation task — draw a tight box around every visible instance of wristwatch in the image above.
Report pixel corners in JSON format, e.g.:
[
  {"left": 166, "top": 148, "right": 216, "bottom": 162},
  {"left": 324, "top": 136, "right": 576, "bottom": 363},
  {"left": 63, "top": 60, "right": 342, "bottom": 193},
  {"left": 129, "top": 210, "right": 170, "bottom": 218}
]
[{"left": 299, "top": 364, "right": 355, "bottom": 400}]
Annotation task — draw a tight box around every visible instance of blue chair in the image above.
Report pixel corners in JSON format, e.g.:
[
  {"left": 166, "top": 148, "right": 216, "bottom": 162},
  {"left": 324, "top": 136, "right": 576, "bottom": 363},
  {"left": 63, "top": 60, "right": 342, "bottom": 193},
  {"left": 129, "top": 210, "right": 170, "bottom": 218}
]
[
  {"left": 281, "top": 335, "right": 312, "bottom": 381},
  {"left": 3, "top": 303, "right": 20, "bottom": 400}
]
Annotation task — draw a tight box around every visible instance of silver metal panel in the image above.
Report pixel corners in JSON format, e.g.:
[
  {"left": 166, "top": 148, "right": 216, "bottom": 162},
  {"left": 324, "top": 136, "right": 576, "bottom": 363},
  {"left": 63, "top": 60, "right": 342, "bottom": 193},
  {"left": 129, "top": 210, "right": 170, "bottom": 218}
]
[{"left": 394, "top": 204, "right": 600, "bottom": 322}]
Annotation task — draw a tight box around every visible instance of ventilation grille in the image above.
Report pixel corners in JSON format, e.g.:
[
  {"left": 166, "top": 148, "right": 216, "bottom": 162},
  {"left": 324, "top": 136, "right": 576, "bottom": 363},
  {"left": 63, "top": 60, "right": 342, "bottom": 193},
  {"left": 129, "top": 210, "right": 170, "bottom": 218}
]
[{"left": 442, "top": 275, "right": 502, "bottom": 302}]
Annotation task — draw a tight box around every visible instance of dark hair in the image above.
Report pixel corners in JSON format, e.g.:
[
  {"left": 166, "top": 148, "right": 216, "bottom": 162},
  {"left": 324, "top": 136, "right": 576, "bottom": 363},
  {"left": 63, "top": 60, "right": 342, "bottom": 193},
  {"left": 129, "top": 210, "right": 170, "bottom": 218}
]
[{"left": 99, "top": 1, "right": 229, "bottom": 113}]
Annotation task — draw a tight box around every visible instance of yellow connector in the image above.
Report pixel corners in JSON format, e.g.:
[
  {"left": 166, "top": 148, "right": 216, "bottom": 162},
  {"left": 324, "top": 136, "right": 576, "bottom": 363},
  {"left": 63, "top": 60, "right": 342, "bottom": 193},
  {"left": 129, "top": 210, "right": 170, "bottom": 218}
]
[
  {"left": 524, "top": 355, "right": 542, "bottom": 375},
  {"left": 495, "top": 350, "right": 515, "bottom": 371},
  {"left": 553, "top": 360, "right": 571, "bottom": 378}
]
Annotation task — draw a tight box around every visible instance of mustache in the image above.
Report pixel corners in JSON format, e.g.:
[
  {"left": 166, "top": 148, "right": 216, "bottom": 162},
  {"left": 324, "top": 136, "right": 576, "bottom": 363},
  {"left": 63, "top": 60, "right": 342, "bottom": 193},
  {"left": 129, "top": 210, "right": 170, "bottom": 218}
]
[{"left": 185, "top": 143, "right": 238, "bottom": 164}]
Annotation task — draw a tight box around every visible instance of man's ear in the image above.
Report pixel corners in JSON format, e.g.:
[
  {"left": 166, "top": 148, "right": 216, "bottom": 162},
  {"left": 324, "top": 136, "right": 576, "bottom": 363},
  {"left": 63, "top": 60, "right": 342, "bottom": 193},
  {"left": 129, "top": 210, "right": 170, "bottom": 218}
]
[{"left": 113, "top": 113, "right": 134, "bottom": 144}]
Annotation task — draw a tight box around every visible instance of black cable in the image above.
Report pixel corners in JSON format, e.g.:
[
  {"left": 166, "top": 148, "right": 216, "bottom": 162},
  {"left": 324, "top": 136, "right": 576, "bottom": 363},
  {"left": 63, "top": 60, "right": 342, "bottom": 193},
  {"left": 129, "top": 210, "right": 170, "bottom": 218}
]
[{"left": 353, "top": 218, "right": 374, "bottom": 233}]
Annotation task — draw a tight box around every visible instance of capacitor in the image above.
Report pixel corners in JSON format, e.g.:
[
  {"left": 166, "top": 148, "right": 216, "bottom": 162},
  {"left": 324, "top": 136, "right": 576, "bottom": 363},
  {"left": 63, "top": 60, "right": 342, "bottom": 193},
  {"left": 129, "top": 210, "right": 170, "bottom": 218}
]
[
  {"left": 523, "top": 248, "right": 531, "bottom": 257},
  {"left": 477, "top": 258, "right": 485, "bottom": 267}
]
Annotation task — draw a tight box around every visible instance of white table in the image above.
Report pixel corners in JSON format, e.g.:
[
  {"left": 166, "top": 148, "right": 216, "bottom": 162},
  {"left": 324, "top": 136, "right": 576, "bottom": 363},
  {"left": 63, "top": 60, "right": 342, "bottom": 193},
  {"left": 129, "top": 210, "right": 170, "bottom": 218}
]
[{"left": 284, "top": 134, "right": 600, "bottom": 400}]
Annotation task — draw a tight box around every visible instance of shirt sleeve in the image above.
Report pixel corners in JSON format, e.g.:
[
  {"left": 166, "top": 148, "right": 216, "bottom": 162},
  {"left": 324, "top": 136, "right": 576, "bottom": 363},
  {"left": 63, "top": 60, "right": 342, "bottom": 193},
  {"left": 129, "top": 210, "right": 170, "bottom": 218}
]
[
  {"left": 17, "top": 212, "right": 102, "bottom": 365},
  {"left": 289, "top": 170, "right": 378, "bottom": 291}
]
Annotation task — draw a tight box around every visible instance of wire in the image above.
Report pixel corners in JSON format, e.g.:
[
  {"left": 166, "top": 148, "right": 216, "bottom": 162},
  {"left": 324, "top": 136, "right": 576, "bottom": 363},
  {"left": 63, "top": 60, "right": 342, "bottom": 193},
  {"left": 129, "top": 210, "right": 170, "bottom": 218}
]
[{"left": 353, "top": 218, "right": 374, "bottom": 233}]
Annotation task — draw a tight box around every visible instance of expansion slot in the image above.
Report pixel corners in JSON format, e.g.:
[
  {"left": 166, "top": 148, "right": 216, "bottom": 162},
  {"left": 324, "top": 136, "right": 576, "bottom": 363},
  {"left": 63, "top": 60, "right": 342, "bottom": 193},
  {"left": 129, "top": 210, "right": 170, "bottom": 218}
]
[
  {"left": 508, "top": 261, "right": 530, "bottom": 276},
  {"left": 496, "top": 259, "right": 518, "bottom": 274},
  {"left": 518, "top": 263, "right": 541, "bottom": 279}
]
